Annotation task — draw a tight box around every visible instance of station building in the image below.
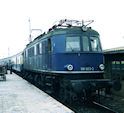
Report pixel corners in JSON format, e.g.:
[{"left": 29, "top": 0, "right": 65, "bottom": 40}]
[{"left": 104, "top": 47, "right": 124, "bottom": 97}]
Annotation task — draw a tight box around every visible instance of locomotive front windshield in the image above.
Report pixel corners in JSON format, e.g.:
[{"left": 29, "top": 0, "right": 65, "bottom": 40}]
[
  {"left": 90, "top": 36, "right": 101, "bottom": 52},
  {"left": 66, "top": 36, "right": 80, "bottom": 52},
  {"left": 66, "top": 36, "right": 102, "bottom": 52}
]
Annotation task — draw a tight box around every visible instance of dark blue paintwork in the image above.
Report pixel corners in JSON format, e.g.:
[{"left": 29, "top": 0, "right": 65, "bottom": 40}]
[
  {"left": 52, "top": 52, "right": 103, "bottom": 71},
  {"left": 8, "top": 26, "right": 103, "bottom": 78}
]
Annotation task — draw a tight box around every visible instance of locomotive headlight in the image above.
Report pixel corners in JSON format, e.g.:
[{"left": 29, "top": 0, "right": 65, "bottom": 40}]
[
  {"left": 65, "top": 64, "right": 73, "bottom": 71},
  {"left": 99, "top": 64, "right": 104, "bottom": 70}
]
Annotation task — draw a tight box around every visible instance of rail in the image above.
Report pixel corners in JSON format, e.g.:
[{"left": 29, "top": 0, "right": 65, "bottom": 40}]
[{"left": 92, "top": 101, "right": 118, "bottom": 113}]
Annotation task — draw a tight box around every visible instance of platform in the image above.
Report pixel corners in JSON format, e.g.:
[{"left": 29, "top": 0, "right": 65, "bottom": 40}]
[{"left": 0, "top": 71, "right": 74, "bottom": 113}]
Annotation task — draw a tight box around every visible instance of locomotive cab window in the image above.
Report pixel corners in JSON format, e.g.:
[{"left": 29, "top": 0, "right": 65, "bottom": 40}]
[
  {"left": 82, "top": 36, "right": 89, "bottom": 51},
  {"left": 66, "top": 36, "right": 80, "bottom": 52},
  {"left": 90, "top": 37, "right": 101, "bottom": 52}
]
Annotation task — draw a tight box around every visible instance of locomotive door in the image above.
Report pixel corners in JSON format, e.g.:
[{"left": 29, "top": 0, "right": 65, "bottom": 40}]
[
  {"left": 43, "top": 39, "right": 52, "bottom": 70},
  {"left": 47, "top": 38, "right": 52, "bottom": 70}
]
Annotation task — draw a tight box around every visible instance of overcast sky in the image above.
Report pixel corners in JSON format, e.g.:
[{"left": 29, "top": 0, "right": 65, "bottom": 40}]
[{"left": 0, "top": 0, "right": 124, "bottom": 58}]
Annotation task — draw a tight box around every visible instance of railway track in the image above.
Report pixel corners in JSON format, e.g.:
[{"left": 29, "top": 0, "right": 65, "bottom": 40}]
[
  {"left": 92, "top": 101, "right": 118, "bottom": 113},
  {"left": 20, "top": 73, "right": 120, "bottom": 113},
  {"left": 68, "top": 100, "right": 118, "bottom": 113}
]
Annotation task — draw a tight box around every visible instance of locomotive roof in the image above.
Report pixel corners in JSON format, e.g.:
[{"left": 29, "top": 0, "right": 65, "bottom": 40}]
[
  {"left": 26, "top": 27, "right": 99, "bottom": 48},
  {"left": 49, "top": 27, "right": 99, "bottom": 35}
]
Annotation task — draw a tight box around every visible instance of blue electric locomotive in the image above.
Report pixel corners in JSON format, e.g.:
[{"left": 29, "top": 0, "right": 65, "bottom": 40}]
[
  {"left": 21, "top": 19, "right": 111, "bottom": 104},
  {"left": 1, "top": 19, "right": 111, "bottom": 104},
  {"left": 24, "top": 20, "right": 104, "bottom": 75}
]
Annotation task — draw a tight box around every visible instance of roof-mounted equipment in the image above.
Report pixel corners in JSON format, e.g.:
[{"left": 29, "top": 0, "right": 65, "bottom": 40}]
[{"left": 53, "top": 19, "right": 94, "bottom": 28}]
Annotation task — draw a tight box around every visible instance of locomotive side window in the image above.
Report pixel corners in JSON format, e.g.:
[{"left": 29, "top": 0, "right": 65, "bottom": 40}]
[
  {"left": 66, "top": 36, "right": 80, "bottom": 52},
  {"left": 34, "top": 45, "right": 37, "bottom": 55},
  {"left": 82, "top": 36, "right": 89, "bottom": 51},
  {"left": 48, "top": 39, "right": 51, "bottom": 52},
  {"left": 28, "top": 49, "right": 30, "bottom": 57},
  {"left": 24, "top": 50, "right": 26, "bottom": 58},
  {"left": 26, "top": 49, "right": 28, "bottom": 57},
  {"left": 42, "top": 41, "right": 46, "bottom": 53},
  {"left": 32, "top": 47, "right": 34, "bottom": 56},
  {"left": 90, "top": 37, "right": 101, "bottom": 52},
  {"left": 36, "top": 44, "right": 40, "bottom": 55},
  {"left": 39, "top": 43, "right": 42, "bottom": 54},
  {"left": 28, "top": 47, "right": 34, "bottom": 57}
]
